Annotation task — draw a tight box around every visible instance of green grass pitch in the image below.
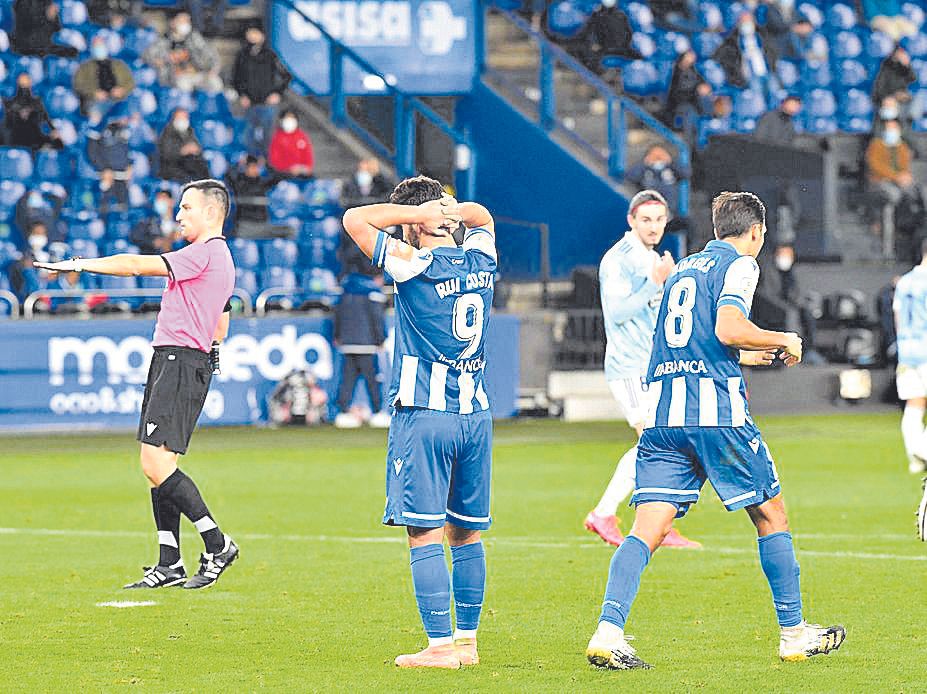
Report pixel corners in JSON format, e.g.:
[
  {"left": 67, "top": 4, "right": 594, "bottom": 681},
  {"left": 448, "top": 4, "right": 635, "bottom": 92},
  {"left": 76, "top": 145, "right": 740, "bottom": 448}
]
[{"left": 1, "top": 413, "right": 925, "bottom": 692}]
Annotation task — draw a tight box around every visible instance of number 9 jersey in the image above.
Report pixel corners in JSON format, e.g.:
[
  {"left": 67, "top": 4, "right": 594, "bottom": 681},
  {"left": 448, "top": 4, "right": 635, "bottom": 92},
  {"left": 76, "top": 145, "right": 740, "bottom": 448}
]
[
  {"left": 645, "top": 240, "right": 759, "bottom": 429},
  {"left": 372, "top": 226, "right": 496, "bottom": 414}
]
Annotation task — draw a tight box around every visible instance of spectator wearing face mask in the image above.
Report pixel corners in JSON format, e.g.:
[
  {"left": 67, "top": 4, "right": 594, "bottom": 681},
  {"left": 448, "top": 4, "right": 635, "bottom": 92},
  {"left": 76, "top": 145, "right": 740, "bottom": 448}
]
[
  {"left": 130, "top": 189, "right": 181, "bottom": 254},
  {"left": 781, "top": 15, "right": 828, "bottom": 63},
  {"left": 340, "top": 158, "right": 393, "bottom": 210},
  {"left": 2, "top": 73, "right": 63, "bottom": 151},
  {"left": 232, "top": 24, "right": 291, "bottom": 155},
  {"left": 143, "top": 12, "right": 222, "bottom": 92},
  {"left": 86, "top": 108, "right": 132, "bottom": 180},
  {"left": 73, "top": 35, "right": 135, "bottom": 116},
  {"left": 662, "top": 49, "right": 712, "bottom": 138},
  {"left": 157, "top": 108, "right": 210, "bottom": 182},
  {"left": 227, "top": 155, "right": 273, "bottom": 238},
  {"left": 15, "top": 190, "right": 62, "bottom": 244},
  {"left": 268, "top": 110, "right": 314, "bottom": 178},
  {"left": 873, "top": 45, "right": 916, "bottom": 115},
  {"left": 624, "top": 146, "right": 690, "bottom": 217}
]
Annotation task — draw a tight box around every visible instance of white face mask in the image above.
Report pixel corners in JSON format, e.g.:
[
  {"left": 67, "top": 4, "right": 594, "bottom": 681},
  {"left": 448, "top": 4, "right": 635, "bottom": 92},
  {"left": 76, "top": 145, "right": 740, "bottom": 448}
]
[
  {"left": 601, "top": 0, "right": 616, "bottom": 7},
  {"left": 356, "top": 170, "right": 373, "bottom": 188},
  {"left": 174, "top": 22, "right": 191, "bottom": 39},
  {"left": 28, "top": 235, "right": 46, "bottom": 250},
  {"left": 154, "top": 199, "right": 170, "bottom": 216},
  {"left": 740, "top": 21, "right": 755, "bottom": 36},
  {"left": 91, "top": 44, "right": 108, "bottom": 60},
  {"left": 173, "top": 118, "right": 189, "bottom": 132},
  {"left": 775, "top": 254, "right": 793, "bottom": 272},
  {"left": 884, "top": 130, "right": 901, "bottom": 146},
  {"left": 880, "top": 107, "right": 899, "bottom": 120},
  {"left": 281, "top": 117, "right": 298, "bottom": 133}
]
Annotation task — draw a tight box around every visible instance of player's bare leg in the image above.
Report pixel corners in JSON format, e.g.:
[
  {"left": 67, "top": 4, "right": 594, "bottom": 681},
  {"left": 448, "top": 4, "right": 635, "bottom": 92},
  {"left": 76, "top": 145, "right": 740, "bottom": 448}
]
[
  {"left": 587, "top": 501, "right": 677, "bottom": 669},
  {"left": 901, "top": 396, "right": 927, "bottom": 473},
  {"left": 395, "top": 526, "right": 461, "bottom": 669},
  {"left": 746, "top": 496, "right": 846, "bottom": 661},
  {"left": 447, "top": 524, "right": 483, "bottom": 665}
]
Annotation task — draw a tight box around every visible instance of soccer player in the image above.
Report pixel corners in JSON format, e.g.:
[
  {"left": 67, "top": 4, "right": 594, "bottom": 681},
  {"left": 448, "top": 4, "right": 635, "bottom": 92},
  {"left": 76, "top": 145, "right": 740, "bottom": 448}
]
[
  {"left": 35, "top": 179, "right": 239, "bottom": 590},
  {"left": 892, "top": 239, "right": 927, "bottom": 474},
  {"left": 585, "top": 192, "right": 846, "bottom": 669},
  {"left": 584, "top": 189, "right": 700, "bottom": 549},
  {"left": 342, "top": 176, "right": 495, "bottom": 670}
]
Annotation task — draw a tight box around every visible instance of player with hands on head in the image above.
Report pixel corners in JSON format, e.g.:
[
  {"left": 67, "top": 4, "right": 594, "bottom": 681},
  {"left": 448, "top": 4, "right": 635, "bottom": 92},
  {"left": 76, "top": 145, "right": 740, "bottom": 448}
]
[
  {"left": 586, "top": 191, "right": 844, "bottom": 671},
  {"left": 584, "top": 190, "right": 700, "bottom": 549},
  {"left": 35, "top": 179, "right": 238, "bottom": 590},
  {"left": 342, "top": 176, "right": 496, "bottom": 670}
]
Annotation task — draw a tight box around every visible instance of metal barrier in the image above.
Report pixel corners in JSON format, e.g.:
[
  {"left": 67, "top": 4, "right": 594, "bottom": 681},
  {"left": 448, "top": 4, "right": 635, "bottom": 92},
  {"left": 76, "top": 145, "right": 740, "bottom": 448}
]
[
  {"left": 0, "top": 290, "right": 20, "bottom": 319},
  {"left": 23, "top": 288, "right": 254, "bottom": 319},
  {"left": 255, "top": 287, "right": 340, "bottom": 316}
]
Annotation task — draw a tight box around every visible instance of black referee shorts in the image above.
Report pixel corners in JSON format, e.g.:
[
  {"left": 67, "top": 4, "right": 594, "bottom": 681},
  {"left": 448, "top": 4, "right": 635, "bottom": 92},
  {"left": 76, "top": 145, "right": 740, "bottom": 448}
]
[{"left": 137, "top": 346, "right": 213, "bottom": 454}]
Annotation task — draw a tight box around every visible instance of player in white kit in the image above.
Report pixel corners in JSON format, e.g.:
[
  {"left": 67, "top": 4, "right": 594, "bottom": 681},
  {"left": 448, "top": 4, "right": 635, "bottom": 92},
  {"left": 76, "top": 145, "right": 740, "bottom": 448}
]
[{"left": 584, "top": 190, "right": 700, "bottom": 548}]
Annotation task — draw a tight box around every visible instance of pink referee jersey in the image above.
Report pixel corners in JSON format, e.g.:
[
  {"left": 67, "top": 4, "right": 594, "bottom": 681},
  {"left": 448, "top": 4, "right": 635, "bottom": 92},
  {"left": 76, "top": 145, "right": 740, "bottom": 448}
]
[{"left": 152, "top": 237, "right": 235, "bottom": 353}]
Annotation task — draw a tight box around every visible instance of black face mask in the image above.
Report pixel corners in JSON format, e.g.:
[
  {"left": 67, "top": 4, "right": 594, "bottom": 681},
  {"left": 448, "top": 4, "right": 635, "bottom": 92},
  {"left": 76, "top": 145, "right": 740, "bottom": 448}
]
[{"left": 15, "top": 87, "right": 31, "bottom": 98}]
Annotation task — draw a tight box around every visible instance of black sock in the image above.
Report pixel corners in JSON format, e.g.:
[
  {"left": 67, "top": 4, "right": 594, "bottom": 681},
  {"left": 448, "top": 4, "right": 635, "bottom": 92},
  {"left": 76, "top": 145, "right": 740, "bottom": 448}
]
[
  {"left": 158, "top": 469, "right": 224, "bottom": 554},
  {"left": 150, "top": 487, "right": 182, "bottom": 567}
]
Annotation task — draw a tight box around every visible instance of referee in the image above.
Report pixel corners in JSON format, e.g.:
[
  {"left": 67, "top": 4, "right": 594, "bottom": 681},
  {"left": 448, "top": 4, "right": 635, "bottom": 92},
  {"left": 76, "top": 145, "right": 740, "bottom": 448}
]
[{"left": 36, "top": 179, "right": 239, "bottom": 590}]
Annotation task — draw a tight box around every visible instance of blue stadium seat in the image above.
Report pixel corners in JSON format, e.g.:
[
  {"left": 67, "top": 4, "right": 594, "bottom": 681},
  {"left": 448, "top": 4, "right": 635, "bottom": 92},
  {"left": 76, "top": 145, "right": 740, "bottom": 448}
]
[
  {"left": 260, "top": 238, "right": 298, "bottom": 268},
  {"left": 45, "top": 86, "right": 80, "bottom": 119},
  {"left": 836, "top": 59, "right": 869, "bottom": 89},
  {"left": 103, "top": 239, "right": 140, "bottom": 255},
  {"left": 721, "top": 2, "right": 748, "bottom": 30},
  {"left": 229, "top": 238, "right": 260, "bottom": 270},
  {"left": 622, "top": 60, "right": 660, "bottom": 97},
  {"left": 302, "top": 179, "right": 341, "bottom": 208},
  {"left": 625, "top": 2, "right": 654, "bottom": 33},
  {"left": 802, "top": 61, "right": 832, "bottom": 89},
  {"left": 196, "top": 91, "right": 232, "bottom": 121},
  {"left": 66, "top": 212, "right": 105, "bottom": 241},
  {"left": 0, "top": 148, "right": 34, "bottom": 182},
  {"left": 11, "top": 55, "right": 43, "bottom": 86},
  {"left": 0, "top": 180, "right": 26, "bottom": 214},
  {"left": 832, "top": 30, "right": 863, "bottom": 60},
  {"left": 268, "top": 180, "right": 308, "bottom": 220},
  {"left": 732, "top": 90, "right": 766, "bottom": 132},
  {"left": 826, "top": 3, "right": 857, "bottom": 33},
  {"left": 0, "top": 241, "right": 21, "bottom": 269},
  {"left": 69, "top": 238, "right": 100, "bottom": 259},
  {"left": 56, "top": 28, "right": 87, "bottom": 53},
  {"left": 234, "top": 268, "right": 258, "bottom": 296},
  {"left": 631, "top": 32, "right": 656, "bottom": 59},
  {"left": 126, "top": 88, "right": 158, "bottom": 117},
  {"left": 867, "top": 30, "right": 894, "bottom": 62},
  {"left": 158, "top": 88, "right": 196, "bottom": 120},
  {"left": 128, "top": 151, "right": 151, "bottom": 179},
  {"left": 196, "top": 119, "right": 233, "bottom": 149},
  {"left": 657, "top": 31, "right": 690, "bottom": 59},
  {"left": 546, "top": 1, "right": 588, "bottom": 39},
  {"left": 904, "top": 2, "right": 925, "bottom": 30},
  {"left": 97, "top": 274, "right": 138, "bottom": 291},
  {"left": 105, "top": 211, "right": 134, "bottom": 239},
  {"left": 903, "top": 33, "right": 927, "bottom": 59},
  {"left": 796, "top": 3, "right": 822, "bottom": 28},
  {"left": 838, "top": 88, "right": 873, "bottom": 133},
  {"left": 120, "top": 28, "right": 158, "bottom": 60},
  {"left": 260, "top": 266, "right": 297, "bottom": 292},
  {"left": 138, "top": 275, "right": 166, "bottom": 290},
  {"left": 803, "top": 89, "right": 838, "bottom": 133},
  {"left": 43, "top": 56, "right": 78, "bottom": 86},
  {"left": 693, "top": 31, "right": 723, "bottom": 60},
  {"left": 300, "top": 268, "right": 337, "bottom": 298},
  {"left": 698, "top": 59, "right": 726, "bottom": 90},
  {"left": 776, "top": 59, "right": 800, "bottom": 90},
  {"left": 130, "top": 62, "right": 158, "bottom": 88},
  {"left": 60, "top": 0, "right": 87, "bottom": 26},
  {"left": 202, "top": 150, "right": 228, "bottom": 178},
  {"left": 35, "top": 150, "right": 74, "bottom": 182}
]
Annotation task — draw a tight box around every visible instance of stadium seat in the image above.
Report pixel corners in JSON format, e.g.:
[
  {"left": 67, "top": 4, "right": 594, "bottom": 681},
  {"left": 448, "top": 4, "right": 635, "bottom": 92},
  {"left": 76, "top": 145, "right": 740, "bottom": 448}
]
[
  {"left": 631, "top": 32, "right": 656, "bottom": 59},
  {"left": 103, "top": 239, "right": 140, "bottom": 256},
  {"left": 825, "top": 3, "right": 857, "bottom": 32},
  {"left": 732, "top": 90, "right": 765, "bottom": 132},
  {"left": 126, "top": 88, "right": 158, "bottom": 117},
  {"left": 130, "top": 62, "right": 158, "bottom": 88},
  {"left": 69, "top": 238, "right": 100, "bottom": 259},
  {"left": 105, "top": 212, "right": 134, "bottom": 239},
  {"left": 867, "top": 30, "right": 894, "bottom": 61},
  {"left": 66, "top": 212, "right": 105, "bottom": 241},
  {"left": 120, "top": 28, "right": 158, "bottom": 60},
  {"left": 158, "top": 88, "right": 196, "bottom": 121},
  {"left": 234, "top": 268, "right": 259, "bottom": 296},
  {"left": 97, "top": 274, "right": 138, "bottom": 291},
  {"left": 0, "top": 180, "right": 26, "bottom": 214},
  {"left": 260, "top": 238, "right": 298, "bottom": 268},
  {"left": 802, "top": 61, "right": 832, "bottom": 89},
  {"left": 128, "top": 151, "right": 151, "bottom": 179},
  {"left": 903, "top": 2, "right": 925, "bottom": 30},
  {"left": 11, "top": 55, "right": 43, "bottom": 86},
  {"left": 268, "top": 180, "right": 307, "bottom": 220},
  {"left": 260, "top": 266, "right": 297, "bottom": 292},
  {"left": 796, "top": 3, "right": 822, "bottom": 28},
  {"left": 300, "top": 268, "right": 338, "bottom": 298},
  {"left": 838, "top": 88, "right": 873, "bottom": 133},
  {"left": 803, "top": 89, "right": 838, "bottom": 134},
  {"left": 622, "top": 60, "right": 660, "bottom": 97},
  {"left": 45, "top": 86, "right": 80, "bottom": 119},
  {"left": 693, "top": 31, "right": 722, "bottom": 60},
  {"left": 35, "top": 150, "right": 74, "bottom": 182},
  {"left": 625, "top": 2, "right": 654, "bottom": 33},
  {"left": 50, "top": 119, "right": 78, "bottom": 147},
  {"left": 43, "top": 56, "right": 78, "bottom": 86},
  {"left": 698, "top": 1, "right": 723, "bottom": 31},
  {"left": 56, "top": 28, "right": 87, "bottom": 53},
  {"left": 202, "top": 150, "right": 228, "bottom": 178},
  {"left": 903, "top": 33, "right": 927, "bottom": 59},
  {"left": 776, "top": 59, "right": 800, "bottom": 90},
  {"left": 698, "top": 59, "right": 726, "bottom": 91},
  {"left": 0, "top": 148, "right": 34, "bottom": 182},
  {"left": 302, "top": 179, "right": 341, "bottom": 208},
  {"left": 60, "top": 0, "right": 87, "bottom": 26},
  {"left": 546, "top": 1, "right": 588, "bottom": 39},
  {"left": 0, "top": 241, "right": 21, "bottom": 268},
  {"left": 138, "top": 275, "right": 166, "bottom": 290},
  {"left": 836, "top": 59, "right": 869, "bottom": 89},
  {"left": 196, "top": 91, "right": 233, "bottom": 121},
  {"left": 196, "top": 119, "right": 233, "bottom": 149},
  {"left": 832, "top": 30, "right": 863, "bottom": 60},
  {"left": 95, "top": 28, "right": 124, "bottom": 57},
  {"left": 229, "top": 238, "right": 260, "bottom": 270}
]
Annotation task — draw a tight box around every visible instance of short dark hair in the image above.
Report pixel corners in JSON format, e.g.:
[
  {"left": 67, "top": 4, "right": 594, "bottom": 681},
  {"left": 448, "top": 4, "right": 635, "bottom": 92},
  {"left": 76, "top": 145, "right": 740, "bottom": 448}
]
[
  {"left": 181, "top": 178, "right": 230, "bottom": 220},
  {"left": 389, "top": 175, "right": 445, "bottom": 206},
  {"left": 711, "top": 191, "right": 766, "bottom": 239},
  {"left": 628, "top": 189, "right": 668, "bottom": 217}
]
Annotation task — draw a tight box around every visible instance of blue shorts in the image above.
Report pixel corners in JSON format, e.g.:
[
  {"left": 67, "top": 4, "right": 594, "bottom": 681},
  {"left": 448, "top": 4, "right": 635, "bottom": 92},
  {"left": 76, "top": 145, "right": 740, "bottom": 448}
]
[
  {"left": 632, "top": 422, "right": 781, "bottom": 518},
  {"left": 383, "top": 407, "right": 493, "bottom": 530}
]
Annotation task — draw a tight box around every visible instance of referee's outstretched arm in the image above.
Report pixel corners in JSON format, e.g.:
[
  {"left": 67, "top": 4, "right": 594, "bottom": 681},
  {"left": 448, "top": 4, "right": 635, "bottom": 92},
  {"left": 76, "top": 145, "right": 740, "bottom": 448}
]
[{"left": 34, "top": 253, "right": 170, "bottom": 277}]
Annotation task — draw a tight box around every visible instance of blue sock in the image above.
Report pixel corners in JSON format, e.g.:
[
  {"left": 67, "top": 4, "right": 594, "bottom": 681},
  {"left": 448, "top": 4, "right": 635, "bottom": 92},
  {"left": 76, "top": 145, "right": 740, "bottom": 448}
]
[
  {"left": 599, "top": 535, "right": 650, "bottom": 629},
  {"left": 757, "top": 531, "right": 803, "bottom": 627},
  {"left": 409, "top": 544, "right": 452, "bottom": 638},
  {"left": 450, "top": 542, "right": 485, "bottom": 632}
]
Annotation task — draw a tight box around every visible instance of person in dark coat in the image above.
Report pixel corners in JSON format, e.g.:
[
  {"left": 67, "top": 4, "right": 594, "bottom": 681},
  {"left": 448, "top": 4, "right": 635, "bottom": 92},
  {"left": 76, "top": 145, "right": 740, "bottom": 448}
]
[
  {"left": 3, "top": 73, "right": 63, "bottom": 151},
  {"left": 232, "top": 25, "right": 291, "bottom": 156},
  {"left": 86, "top": 108, "right": 131, "bottom": 177},
  {"left": 130, "top": 189, "right": 181, "bottom": 254},
  {"left": 872, "top": 44, "right": 916, "bottom": 115},
  {"left": 157, "top": 108, "right": 210, "bottom": 182},
  {"left": 713, "top": 11, "right": 775, "bottom": 91},
  {"left": 226, "top": 155, "right": 273, "bottom": 237},
  {"left": 578, "top": 0, "right": 642, "bottom": 74},
  {"left": 340, "top": 158, "right": 393, "bottom": 210},
  {"left": 753, "top": 94, "right": 802, "bottom": 146},
  {"left": 663, "top": 49, "right": 712, "bottom": 133},
  {"left": 11, "top": 0, "right": 78, "bottom": 57}
]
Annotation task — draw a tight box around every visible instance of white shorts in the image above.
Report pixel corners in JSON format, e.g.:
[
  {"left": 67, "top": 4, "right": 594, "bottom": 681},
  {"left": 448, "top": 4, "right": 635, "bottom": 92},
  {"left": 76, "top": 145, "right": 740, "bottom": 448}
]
[
  {"left": 897, "top": 364, "right": 927, "bottom": 400},
  {"left": 608, "top": 377, "right": 648, "bottom": 429}
]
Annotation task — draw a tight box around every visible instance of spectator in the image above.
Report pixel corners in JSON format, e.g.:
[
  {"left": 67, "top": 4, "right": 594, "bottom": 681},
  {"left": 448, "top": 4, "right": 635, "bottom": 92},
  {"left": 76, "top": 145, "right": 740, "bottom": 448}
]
[
  {"left": 143, "top": 12, "right": 222, "bottom": 93},
  {"left": 873, "top": 44, "right": 916, "bottom": 113},
  {"left": 662, "top": 49, "right": 712, "bottom": 136},
  {"left": 86, "top": 108, "right": 131, "bottom": 179},
  {"left": 755, "top": 0, "right": 791, "bottom": 63},
  {"left": 866, "top": 119, "right": 925, "bottom": 259},
  {"left": 72, "top": 36, "right": 135, "bottom": 117},
  {"left": 226, "top": 155, "right": 273, "bottom": 238},
  {"left": 86, "top": 0, "right": 143, "bottom": 27},
  {"left": 98, "top": 168, "right": 137, "bottom": 215},
  {"left": 2, "top": 73, "right": 63, "bottom": 151},
  {"left": 753, "top": 94, "right": 802, "bottom": 146},
  {"left": 578, "top": 0, "right": 642, "bottom": 75},
  {"left": 651, "top": 0, "right": 701, "bottom": 33},
  {"left": 624, "top": 145, "right": 690, "bottom": 216},
  {"left": 23, "top": 221, "right": 51, "bottom": 261},
  {"left": 713, "top": 11, "right": 776, "bottom": 92},
  {"left": 340, "top": 158, "right": 393, "bottom": 210},
  {"left": 333, "top": 273, "right": 389, "bottom": 428},
  {"left": 11, "top": 0, "right": 78, "bottom": 57},
  {"left": 15, "top": 190, "right": 62, "bottom": 242},
  {"left": 232, "top": 24, "right": 290, "bottom": 155},
  {"left": 268, "top": 110, "right": 314, "bottom": 178},
  {"left": 157, "top": 108, "right": 210, "bottom": 182},
  {"left": 130, "top": 189, "right": 181, "bottom": 254},
  {"left": 185, "top": 0, "right": 227, "bottom": 36},
  {"left": 7, "top": 251, "right": 43, "bottom": 302},
  {"left": 863, "top": 0, "right": 917, "bottom": 42},
  {"left": 781, "top": 15, "right": 828, "bottom": 63}
]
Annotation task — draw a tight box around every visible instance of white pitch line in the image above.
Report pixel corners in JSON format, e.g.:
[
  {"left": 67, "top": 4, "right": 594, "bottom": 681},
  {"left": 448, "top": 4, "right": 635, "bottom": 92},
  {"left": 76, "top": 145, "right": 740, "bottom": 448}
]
[
  {"left": 1, "top": 527, "right": 925, "bottom": 562},
  {"left": 96, "top": 601, "right": 157, "bottom": 608}
]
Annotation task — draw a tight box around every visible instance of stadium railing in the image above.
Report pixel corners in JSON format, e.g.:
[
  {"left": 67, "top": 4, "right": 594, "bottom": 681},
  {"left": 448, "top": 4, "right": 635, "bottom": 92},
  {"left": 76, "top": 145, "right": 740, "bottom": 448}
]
[
  {"left": 481, "top": 7, "right": 690, "bottom": 217},
  {"left": 271, "top": 0, "right": 476, "bottom": 200},
  {"left": 0, "top": 289, "right": 20, "bottom": 319},
  {"left": 22, "top": 287, "right": 255, "bottom": 319}
]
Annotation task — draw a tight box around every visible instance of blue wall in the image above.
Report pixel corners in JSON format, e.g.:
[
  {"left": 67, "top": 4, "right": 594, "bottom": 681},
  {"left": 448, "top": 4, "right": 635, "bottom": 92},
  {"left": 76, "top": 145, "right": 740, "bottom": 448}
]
[{"left": 456, "top": 82, "right": 629, "bottom": 279}]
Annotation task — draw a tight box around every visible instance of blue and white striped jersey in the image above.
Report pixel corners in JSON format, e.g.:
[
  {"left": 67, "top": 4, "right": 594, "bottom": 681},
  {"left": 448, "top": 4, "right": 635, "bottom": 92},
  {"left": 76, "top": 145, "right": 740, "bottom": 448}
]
[
  {"left": 600, "top": 231, "right": 663, "bottom": 380},
  {"left": 645, "top": 240, "right": 759, "bottom": 428},
  {"left": 894, "top": 265, "right": 927, "bottom": 367},
  {"left": 372, "top": 227, "right": 496, "bottom": 414}
]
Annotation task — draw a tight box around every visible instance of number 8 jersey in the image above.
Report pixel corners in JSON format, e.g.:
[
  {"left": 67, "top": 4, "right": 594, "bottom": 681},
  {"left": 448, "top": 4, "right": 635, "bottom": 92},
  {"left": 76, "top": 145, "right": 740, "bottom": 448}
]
[
  {"left": 645, "top": 239, "right": 759, "bottom": 428},
  {"left": 372, "top": 227, "right": 496, "bottom": 414}
]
